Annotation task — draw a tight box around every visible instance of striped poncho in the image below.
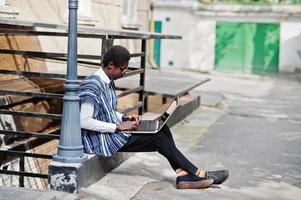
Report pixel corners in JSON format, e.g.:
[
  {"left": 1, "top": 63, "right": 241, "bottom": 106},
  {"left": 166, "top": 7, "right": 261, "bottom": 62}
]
[{"left": 78, "top": 75, "right": 129, "bottom": 157}]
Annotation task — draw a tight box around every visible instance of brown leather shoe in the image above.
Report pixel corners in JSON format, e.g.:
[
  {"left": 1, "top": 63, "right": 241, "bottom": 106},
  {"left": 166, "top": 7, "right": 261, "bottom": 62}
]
[{"left": 176, "top": 174, "right": 214, "bottom": 189}]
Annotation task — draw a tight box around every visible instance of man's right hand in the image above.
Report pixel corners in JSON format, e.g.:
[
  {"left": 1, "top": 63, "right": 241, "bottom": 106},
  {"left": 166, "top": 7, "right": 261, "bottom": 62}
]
[{"left": 116, "top": 121, "right": 138, "bottom": 131}]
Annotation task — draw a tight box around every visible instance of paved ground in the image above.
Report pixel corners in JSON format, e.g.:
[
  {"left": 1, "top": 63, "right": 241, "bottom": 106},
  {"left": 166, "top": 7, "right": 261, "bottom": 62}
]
[
  {"left": 80, "top": 71, "right": 301, "bottom": 200},
  {"left": 1, "top": 71, "right": 300, "bottom": 200}
]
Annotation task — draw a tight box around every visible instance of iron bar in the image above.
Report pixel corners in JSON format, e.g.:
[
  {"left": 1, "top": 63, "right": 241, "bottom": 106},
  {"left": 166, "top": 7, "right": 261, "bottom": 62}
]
[
  {"left": 122, "top": 68, "right": 144, "bottom": 78},
  {"left": 41, "top": 56, "right": 101, "bottom": 66},
  {"left": 130, "top": 53, "right": 145, "bottom": 57},
  {"left": 0, "top": 109, "right": 62, "bottom": 120},
  {"left": 121, "top": 102, "right": 143, "bottom": 114},
  {"left": 0, "top": 169, "right": 48, "bottom": 179},
  {"left": 117, "top": 86, "right": 143, "bottom": 98},
  {"left": 0, "top": 49, "right": 101, "bottom": 60},
  {"left": 0, "top": 150, "right": 53, "bottom": 159},
  {"left": 0, "top": 69, "right": 86, "bottom": 79},
  {"left": 0, "top": 28, "right": 105, "bottom": 38},
  {"left": 0, "top": 18, "right": 182, "bottom": 39},
  {"left": 0, "top": 98, "right": 38, "bottom": 109},
  {"left": 0, "top": 89, "right": 63, "bottom": 99},
  {"left": 139, "top": 39, "right": 146, "bottom": 114},
  {"left": 0, "top": 130, "right": 60, "bottom": 140},
  {"left": 19, "top": 156, "right": 24, "bottom": 187}
]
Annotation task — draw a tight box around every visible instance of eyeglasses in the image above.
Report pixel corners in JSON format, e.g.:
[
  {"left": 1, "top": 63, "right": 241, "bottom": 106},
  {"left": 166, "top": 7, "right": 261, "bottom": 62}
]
[{"left": 119, "top": 65, "right": 128, "bottom": 72}]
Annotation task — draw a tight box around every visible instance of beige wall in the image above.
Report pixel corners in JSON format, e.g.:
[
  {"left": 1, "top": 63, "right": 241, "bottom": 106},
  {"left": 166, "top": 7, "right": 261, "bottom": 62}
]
[
  {"left": 0, "top": 1, "right": 151, "bottom": 189},
  {"left": 7, "top": 0, "right": 150, "bottom": 74}
]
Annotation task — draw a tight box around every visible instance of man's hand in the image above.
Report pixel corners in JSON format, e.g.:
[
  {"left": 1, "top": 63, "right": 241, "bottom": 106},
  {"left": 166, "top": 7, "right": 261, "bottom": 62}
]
[
  {"left": 122, "top": 114, "right": 141, "bottom": 124},
  {"left": 116, "top": 121, "right": 138, "bottom": 131}
]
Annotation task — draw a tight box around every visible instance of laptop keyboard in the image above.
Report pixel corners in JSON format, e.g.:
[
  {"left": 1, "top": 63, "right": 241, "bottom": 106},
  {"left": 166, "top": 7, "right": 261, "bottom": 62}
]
[{"left": 137, "top": 120, "right": 158, "bottom": 131}]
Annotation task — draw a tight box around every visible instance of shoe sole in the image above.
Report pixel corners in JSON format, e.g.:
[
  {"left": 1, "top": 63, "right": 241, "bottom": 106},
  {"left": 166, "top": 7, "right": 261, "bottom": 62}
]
[
  {"left": 213, "top": 171, "right": 230, "bottom": 185},
  {"left": 177, "top": 179, "right": 214, "bottom": 189}
]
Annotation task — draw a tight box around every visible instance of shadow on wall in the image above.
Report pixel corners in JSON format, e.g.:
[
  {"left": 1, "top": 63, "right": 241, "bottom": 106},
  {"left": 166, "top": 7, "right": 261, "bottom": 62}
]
[{"left": 281, "top": 32, "right": 301, "bottom": 72}]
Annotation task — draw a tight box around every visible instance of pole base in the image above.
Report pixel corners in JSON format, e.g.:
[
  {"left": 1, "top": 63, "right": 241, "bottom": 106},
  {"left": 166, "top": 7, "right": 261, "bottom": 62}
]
[
  {"left": 49, "top": 161, "right": 83, "bottom": 194},
  {"left": 53, "top": 153, "right": 87, "bottom": 163}
]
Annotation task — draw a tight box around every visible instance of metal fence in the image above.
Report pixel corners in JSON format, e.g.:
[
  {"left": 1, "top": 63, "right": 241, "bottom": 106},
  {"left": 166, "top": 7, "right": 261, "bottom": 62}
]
[{"left": 0, "top": 19, "right": 181, "bottom": 188}]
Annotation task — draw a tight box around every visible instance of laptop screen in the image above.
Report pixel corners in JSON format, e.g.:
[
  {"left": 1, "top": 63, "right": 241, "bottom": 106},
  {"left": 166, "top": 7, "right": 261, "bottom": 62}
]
[{"left": 159, "top": 100, "right": 178, "bottom": 127}]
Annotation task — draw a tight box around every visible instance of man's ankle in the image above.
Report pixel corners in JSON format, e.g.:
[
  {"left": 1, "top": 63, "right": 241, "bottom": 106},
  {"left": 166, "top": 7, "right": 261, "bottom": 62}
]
[
  {"left": 176, "top": 169, "right": 188, "bottom": 177},
  {"left": 195, "top": 169, "right": 206, "bottom": 178}
]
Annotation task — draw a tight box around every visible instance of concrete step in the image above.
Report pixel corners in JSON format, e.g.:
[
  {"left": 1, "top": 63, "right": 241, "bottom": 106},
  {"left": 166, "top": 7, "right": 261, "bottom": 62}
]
[
  {"left": 64, "top": 94, "right": 203, "bottom": 192},
  {"left": 0, "top": 186, "right": 77, "bottom": 200},
  {"left": 79, "top": 104, "right": 226, "bottom": 200}
]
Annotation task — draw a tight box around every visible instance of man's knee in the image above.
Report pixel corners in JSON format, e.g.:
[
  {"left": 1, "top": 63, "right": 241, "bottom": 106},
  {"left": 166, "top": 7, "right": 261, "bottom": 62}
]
[
  {"left": 162, "top": 124, "right": 170, "bottom": 131},
  {"left": 158, "top": 131, "right": 174, "bottom": 146},
  {"left": 161, "top": 125, "right": 174, "bottom": 139}
]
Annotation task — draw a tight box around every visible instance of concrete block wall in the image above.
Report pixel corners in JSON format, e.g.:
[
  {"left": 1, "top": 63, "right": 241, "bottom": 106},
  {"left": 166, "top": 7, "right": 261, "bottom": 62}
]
[
  {"left": 280, "top": 22, "right": 301, "bottom": 72},
  {"left": 154, "top": 5, "right": 215, "bottom": 72}
]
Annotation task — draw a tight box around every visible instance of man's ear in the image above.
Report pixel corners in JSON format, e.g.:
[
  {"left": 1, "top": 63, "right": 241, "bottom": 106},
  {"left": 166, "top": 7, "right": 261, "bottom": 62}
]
[{"left": 107, "top": 61, "right": 115, "bottom": 70}]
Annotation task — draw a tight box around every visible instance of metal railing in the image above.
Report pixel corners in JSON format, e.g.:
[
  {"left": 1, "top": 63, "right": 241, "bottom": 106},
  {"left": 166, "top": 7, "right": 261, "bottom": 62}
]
[{"left": 0, "top": 18, "right": 181, "bottom": 187}]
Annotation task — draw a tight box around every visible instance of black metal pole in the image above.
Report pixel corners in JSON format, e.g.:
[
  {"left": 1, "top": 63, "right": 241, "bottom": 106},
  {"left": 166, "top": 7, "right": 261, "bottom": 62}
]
[
  {"left": 139, "top": 39, "right": 146, "bottom": 114},
  {"left": 19, "top": 156, "right": 24, "bottom": 187}
]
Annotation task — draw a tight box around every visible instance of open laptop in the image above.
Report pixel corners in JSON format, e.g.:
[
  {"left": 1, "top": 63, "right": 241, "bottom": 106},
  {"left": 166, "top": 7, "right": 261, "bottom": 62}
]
[{"left": 126, "top": 99, "right": 178, "bottom": 134}]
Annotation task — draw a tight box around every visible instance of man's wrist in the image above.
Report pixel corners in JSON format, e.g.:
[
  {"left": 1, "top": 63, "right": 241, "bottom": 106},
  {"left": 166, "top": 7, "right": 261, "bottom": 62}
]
[{"left": 116, "top": 124, "right": 120, "bottom": 131}]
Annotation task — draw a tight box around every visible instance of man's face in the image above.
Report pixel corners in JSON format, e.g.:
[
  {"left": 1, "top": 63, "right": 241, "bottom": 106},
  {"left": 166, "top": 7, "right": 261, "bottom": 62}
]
[{"left": 108, "top": 61, "right": 129, "bottom": 80}]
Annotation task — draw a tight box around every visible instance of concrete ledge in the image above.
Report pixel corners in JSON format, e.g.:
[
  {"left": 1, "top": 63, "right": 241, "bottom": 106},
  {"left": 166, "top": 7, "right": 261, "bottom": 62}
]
[
  {"left": 167, "top": 95, "right": 200, "bottom": 127},
  {"left": 78, "top": 152, "right": 133, "bottom": 187},
  {"left": 49, "top": 95, "right": 200, "bottom": 193},
  {"left": 48, "top": 152, "right": 133, "bottom": 193}
]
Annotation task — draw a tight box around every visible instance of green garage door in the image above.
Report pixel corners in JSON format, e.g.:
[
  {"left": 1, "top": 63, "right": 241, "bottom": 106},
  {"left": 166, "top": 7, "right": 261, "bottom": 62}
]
[{"left": 215, "top": 22, "right": 280, "bottom": 74}]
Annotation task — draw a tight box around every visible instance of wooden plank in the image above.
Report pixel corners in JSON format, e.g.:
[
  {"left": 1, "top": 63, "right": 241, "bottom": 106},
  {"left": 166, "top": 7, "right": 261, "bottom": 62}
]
[
  {"left": 115, "top": 69, "right": 210, "bottom": 98},
  {"left": 0, "top": 19, "right": 182, "bottom": 40}
]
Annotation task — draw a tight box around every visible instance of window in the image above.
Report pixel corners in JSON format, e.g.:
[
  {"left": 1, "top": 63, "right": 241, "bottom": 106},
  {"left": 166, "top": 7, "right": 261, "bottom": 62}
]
[
  {"left": 65, "top": 0, "right": 96, "bottom": 26},
  {"left": 122, "top": 0, "right": 140, "bottom": 30},
  {"left": 0, "top": 0, "right": 6, "bottom": 7},
  {"left": 0, "top": 0, "right": 18, "bottom": 19},
  {"left": 78, "top": 0, "right": 93, "bottom": 18}
]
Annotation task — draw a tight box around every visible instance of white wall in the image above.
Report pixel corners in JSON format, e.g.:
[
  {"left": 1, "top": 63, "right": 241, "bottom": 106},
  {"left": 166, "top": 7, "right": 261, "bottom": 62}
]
[
  {"left": 154, "top": 6, "right": 215, "bottom": 72},
  {"left": 155, "top": 2, "right": 301, "bottom": 73},
  {"left": 280, "top": 22, "right": 301, "bottom": 72}
]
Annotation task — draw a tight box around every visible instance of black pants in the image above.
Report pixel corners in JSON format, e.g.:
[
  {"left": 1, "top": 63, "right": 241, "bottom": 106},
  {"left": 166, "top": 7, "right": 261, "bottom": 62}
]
[{"left": 118, "top": 125, "right": 198, "bottom": 175}]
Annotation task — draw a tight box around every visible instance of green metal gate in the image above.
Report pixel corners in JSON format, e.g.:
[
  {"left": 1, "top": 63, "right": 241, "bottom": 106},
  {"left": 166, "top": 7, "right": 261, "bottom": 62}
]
[{"left": 215, "top": 22, "right": 280, "bottom": 74}]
